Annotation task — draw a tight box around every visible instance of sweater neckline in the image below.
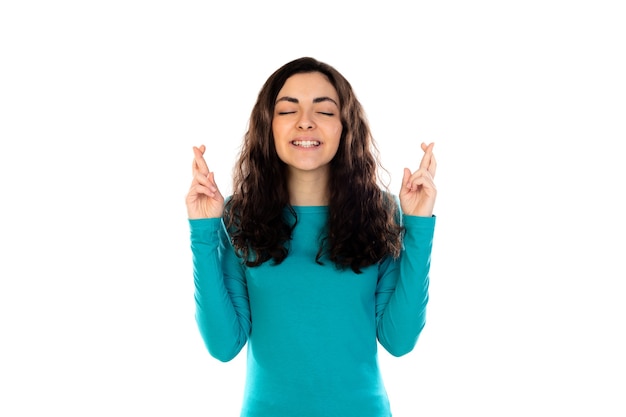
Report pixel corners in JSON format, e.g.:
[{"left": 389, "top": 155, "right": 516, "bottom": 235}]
[{"left": 291, "top": 205, "right": 328, "bottom": 214}]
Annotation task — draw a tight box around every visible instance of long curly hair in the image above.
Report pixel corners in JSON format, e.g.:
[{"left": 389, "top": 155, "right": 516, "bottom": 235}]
[{"left": 225, "top": 57, "right": 403, "bottom": 273}]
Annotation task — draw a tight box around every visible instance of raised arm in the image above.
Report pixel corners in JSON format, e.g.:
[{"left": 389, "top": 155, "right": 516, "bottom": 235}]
[
  {"left": 187, "top": 145, "right": 250, "bottom": 361},
  {"left": 375, "top": 143, "right": 437, "bottom": 356}
]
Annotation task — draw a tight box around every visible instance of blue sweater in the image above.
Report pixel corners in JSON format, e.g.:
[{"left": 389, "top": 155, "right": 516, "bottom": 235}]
[{"left": 190, "top": 205, "right": 435, "bottom": 416}]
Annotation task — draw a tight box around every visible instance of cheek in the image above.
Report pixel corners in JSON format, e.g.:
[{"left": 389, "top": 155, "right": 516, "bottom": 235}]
[
  {"left": 273, "top": 118, "right": 292, "bottom": 141},
  {"left": 271, "top": 119, "right": 280, "bottom": 137},
  {"left": 332, "top": 124, "right": 343, "bottom": 144}
]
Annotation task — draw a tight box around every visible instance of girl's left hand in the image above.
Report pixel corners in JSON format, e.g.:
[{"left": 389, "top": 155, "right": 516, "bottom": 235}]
[{"left": 399, "top": 142, "right": 437, "bottom": 217}]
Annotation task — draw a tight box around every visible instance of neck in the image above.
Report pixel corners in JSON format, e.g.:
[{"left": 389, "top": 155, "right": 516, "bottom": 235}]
[{"left": 287, "top": 168, "right": 329, "bottom": 206}]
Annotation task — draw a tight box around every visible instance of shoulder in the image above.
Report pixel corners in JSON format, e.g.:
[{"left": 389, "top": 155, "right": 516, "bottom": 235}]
[
  {"left": 382, "top": 190, "right": 400, "bottom": 211},
  {"left": 381, "top": 190, "right": 401, "bottom": 219},
  {"left": 381, "top": 190, "right": 400, "bottom": 207}
]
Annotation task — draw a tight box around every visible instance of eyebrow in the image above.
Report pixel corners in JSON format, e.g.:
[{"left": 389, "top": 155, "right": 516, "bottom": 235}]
[{"left": 275, "top": 96, "right": 339, "bottom": 107}]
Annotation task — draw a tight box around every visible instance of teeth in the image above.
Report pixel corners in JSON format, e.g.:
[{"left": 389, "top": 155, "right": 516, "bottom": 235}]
[{"left": 292, "top": 140, "right": 320, "bottom": 148}]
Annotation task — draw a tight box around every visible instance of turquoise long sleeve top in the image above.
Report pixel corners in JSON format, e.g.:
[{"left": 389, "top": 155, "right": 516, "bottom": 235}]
[{"left": 190, "top": 205, "right": 435, "bottom": 417}]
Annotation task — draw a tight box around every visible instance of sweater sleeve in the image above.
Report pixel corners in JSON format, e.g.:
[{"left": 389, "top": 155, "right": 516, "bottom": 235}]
[
  {"left": 375, "top": 214, "right": 436, "bottom": 357},
  {"left": 189, "top": 218, "right": 251, "bottom": 362}
]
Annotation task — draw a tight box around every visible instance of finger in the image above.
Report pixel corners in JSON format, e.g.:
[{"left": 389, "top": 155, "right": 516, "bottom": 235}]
[
  {"left": 191, "top": 172, "right": 215, "bottom": 187},
  {"left": 189, "top": 183, "right": 215, "bottom": 198},
  {"left": 402, "top": 167, "right": 412, "bottom": 189},
  {"left": 428, "top": 153, "right": 437, "bottom": 178},
  {"left": 418, "top": 142, "right": 434, "bottom": 171},
  {"left": 207, "top": 172, "right": 219, "bottom": 192},
  {"left": 407, "top": 169, "right": 427, "bottom": 183},
  {"left": 192, "top": 145, "right": 210, "bottom": 176},
  {"left": 191, "top": 147, "right": 199, "bottom": 175},
  {"left": 407, "top": 169, "right": 435, "bottom": 189},
  {"left": 420, "top": 142, "right": 434, "bottom": 152},
  {"left": 421, "top": 144, "right": 437, "bottom": 177},
  {"left": 209, "top": 173, "right": 224, "bottom": 200},
  {"left": 409, "top": 173, "right": 436, "bottom": 187},
  {"left": 192, "top": 172, "right": 217, "bottom": 192},
  {"left": 406, "top": 173, "right": 436, "bottom": 192}
]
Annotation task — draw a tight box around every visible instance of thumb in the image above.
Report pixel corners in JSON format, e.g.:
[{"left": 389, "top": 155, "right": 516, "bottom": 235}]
[{"left": 401, "top": 168, "right": 411, "bottom": 189}]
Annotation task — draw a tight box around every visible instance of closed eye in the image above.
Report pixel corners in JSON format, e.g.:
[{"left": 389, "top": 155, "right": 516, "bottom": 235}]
[{"left": 318, "top": 112, "right": 335, "bottom": 116}]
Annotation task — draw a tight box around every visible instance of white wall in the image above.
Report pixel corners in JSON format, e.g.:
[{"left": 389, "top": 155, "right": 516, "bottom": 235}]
[{"left": 1, "top": 1, "right": 624, "bottom": 415}]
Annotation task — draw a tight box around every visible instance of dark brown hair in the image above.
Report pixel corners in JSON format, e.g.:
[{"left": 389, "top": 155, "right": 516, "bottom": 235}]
[{"left": 225, "top": 57, "right": 403, "bottom": 273}]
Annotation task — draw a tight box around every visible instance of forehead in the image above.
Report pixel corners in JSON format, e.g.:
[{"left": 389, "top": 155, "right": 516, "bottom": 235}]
[{"left": 277, "top": 72, "right": 339, "bottom": 101}]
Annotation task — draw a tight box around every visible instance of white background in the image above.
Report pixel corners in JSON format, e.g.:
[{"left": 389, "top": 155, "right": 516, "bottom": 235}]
[{"left": 1, "top": 1, "right": 625, "bottom": 416}]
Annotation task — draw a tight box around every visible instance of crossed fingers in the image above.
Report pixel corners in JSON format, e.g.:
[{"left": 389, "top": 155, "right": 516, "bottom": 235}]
[
  {"left": 192, "top": 145, "right": 209, "bottom": 177},
  {"left": 419, "top": 142, "right": 437, "bottom": 178},
  {"left": 404, "top": 142, "right": 436, "bottom": 191}
]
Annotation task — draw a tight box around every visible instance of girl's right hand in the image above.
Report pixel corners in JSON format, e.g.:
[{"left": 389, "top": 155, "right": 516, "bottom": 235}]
[{"left": 185, "top": 145, "right": 225, "bottom": 219}]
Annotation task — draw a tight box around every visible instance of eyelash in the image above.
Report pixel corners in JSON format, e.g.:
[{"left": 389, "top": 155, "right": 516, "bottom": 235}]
[{"left": 277, "top": 111, "right": 335, "bottom": 116}]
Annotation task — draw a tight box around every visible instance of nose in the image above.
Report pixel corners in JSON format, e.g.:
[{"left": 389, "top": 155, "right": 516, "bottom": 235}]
[{"left": 297, "top": 110, "right": 315, "bottom": 130}]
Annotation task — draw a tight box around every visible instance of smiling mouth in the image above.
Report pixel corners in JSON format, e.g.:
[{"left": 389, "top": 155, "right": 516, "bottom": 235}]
[{"left": 291, "top": 140, "right": 320, "bottom": 148}]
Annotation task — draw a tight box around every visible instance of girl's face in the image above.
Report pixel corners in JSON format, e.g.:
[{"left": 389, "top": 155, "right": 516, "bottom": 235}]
[{"left": 272, "top": 72, "right": 343, "bottom": 178}]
